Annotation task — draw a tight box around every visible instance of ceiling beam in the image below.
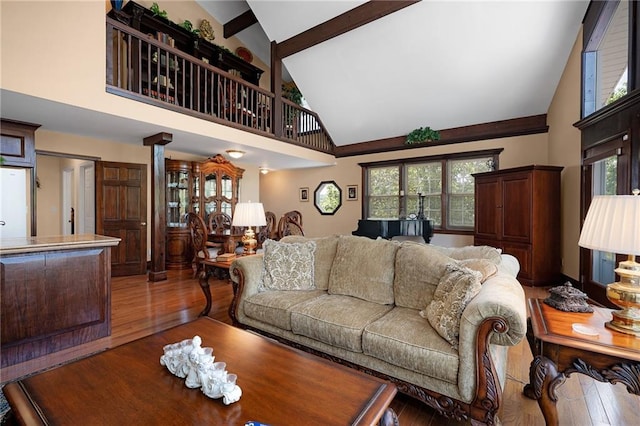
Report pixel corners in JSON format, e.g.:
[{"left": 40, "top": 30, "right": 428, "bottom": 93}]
[
  {"left": 335, "top": 114, "right": 549, "bottom": 157},
  {"left": 223, "top": 9, "right": 258, "bottom": 39},
  {"left": 276, "top": 0, "right": 420, "bottom": 58}
]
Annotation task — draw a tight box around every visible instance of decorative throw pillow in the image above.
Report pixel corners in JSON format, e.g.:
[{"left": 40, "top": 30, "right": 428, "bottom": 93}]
[
  {"left": 259, "top": 239, "right": 316, "bottom": 292},
  {"left": 420, "top": 263, "right": 483, "bottom": 348},
  {"left": 280, "top": 235, "right": 338, "bottom": 290}
]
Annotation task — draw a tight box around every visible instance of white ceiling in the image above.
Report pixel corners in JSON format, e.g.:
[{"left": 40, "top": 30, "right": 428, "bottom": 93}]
[{"left": 199, "top": 0, "right": 589, "bottom": 146}]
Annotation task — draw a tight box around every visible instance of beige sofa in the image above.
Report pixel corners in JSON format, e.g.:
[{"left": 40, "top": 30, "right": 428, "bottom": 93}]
[{"left": 229, "top": 235, "right": 527, "bottom": 425}]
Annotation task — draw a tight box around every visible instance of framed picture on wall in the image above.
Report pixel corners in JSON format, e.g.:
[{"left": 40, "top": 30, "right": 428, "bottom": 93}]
[
  {"left": 299, "top": 187, "right": 309, "bottom": 202},
  {"left": 347, "top": 185, "right": 358, "bottom": 201}
]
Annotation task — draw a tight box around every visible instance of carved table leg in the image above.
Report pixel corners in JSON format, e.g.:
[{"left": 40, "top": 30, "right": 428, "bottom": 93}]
[
  {"left": 197, "top": 267, "right": 213, "bottom": 317},
  {"left": 378, "top": 407, "right": 399, "bottom": 426},
  {"left": 523, "top": 355, "right": 565, "bottom": 426}
]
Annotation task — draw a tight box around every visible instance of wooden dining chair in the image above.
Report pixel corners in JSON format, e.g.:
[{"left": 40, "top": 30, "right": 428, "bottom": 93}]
[
  {"left": 277, "top": 211, "right": 304, "bottom": 239},
  {"left": 186, "top": 212, "right": 217, "bottom": 278},
  {"left": 257, "top": 211, "right": 277, "bottom": 247},
  {"left": 208, "top": 212, "right": 232, "bottom": 234}
]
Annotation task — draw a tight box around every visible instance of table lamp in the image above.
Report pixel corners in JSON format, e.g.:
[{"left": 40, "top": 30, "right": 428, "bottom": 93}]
[
  {"left": 232, "top": 202, "right": 267, "bottom": 254},
  {"left": 578, "top": 189, "right": 640, "bottom": 335}
]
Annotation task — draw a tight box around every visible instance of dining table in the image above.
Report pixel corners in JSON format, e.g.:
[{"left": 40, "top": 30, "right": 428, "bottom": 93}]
[{"left": 208, "top": 229, "right": 244, "bottom": 254}]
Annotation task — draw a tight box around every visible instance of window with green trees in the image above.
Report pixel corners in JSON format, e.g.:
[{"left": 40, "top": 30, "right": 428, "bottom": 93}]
[{"left": 362, "top": 150, "right": 501, "bottom": 231}]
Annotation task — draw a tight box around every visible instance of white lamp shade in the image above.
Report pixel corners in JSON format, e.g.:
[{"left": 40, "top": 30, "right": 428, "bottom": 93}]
[
  {"left": 578, "top": 194, "right": 640, "bottom": 256},
  {"left": 232, "top": 202, "right": 267, "bottom": 227}
]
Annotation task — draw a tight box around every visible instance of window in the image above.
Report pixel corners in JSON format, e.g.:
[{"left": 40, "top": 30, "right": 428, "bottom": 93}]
[
  {"left": 362, "top": 150, "right": 501, "bottom": 231},
  {"left": 582, "top": 0, "right": 629, "bottom": 116},
  {"left": 367, "top": 166, "right": 400, "bottom": 218},
  {"left": 448, "top": 158, "right": 491, "bottom": 228}
]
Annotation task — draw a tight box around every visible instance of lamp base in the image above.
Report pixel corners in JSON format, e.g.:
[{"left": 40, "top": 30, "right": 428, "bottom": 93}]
[
  {"left": 605, "top": 308, "right": 640, "bottom": 336},
  {"left": 605, "top": 258, "right": 640, "bottom": 336},
  {"left": 241, "top": 227, "right": 257, "bottom": 255}
]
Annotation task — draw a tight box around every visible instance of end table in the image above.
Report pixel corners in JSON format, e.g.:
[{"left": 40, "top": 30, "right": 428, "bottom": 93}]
[{"left": 524, "top": 298, "right": 640, "bottom": 425}]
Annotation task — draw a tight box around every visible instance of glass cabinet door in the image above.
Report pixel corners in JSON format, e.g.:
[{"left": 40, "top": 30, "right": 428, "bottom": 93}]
[
  {"left": 221, "top": 174, "right": 233, "bottom": 216},
  {"left": 192, "top": 174, "right": 200, "bottom": 216},
  {"left": 167, "top": 170, "right": 190, "bottom": 227},
  {"left": 203, "top": 172, "right": 218, "bottom": 217}
]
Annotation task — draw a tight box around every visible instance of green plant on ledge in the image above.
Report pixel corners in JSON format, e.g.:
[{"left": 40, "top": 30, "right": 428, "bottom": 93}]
[
  {"left": 150, "top": 2, "right": 168, "bottom": 19},
  {"left": 180, "top": 20, "right": 200, "bottom": 36},
  {"left": 405, "top": 126, "right": 441, "bottom": 145},
  {"left": 282, "top": 84, "right": 303, "bottom": 106}
]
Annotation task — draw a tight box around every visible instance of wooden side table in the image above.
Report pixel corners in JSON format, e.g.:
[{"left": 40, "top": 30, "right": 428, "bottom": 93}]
[
  {"left": 524, "top": 298, "right": 640, "bottom": 425},
  {"left": 197, "top": 254, "right": 256, "bottom": 316}
]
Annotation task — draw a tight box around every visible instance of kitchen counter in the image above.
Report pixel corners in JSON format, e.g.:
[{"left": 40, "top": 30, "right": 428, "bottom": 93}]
[
  {"left": 1, "top": 234, "right": 120, "bottom": 369},
  {"left": 0, "top": 233, "right": 120, "bottom": 254}
]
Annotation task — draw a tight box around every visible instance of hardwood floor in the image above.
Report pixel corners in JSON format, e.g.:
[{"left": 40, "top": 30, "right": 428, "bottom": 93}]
[{"left": 1, "top": 270, "right": 638, "bottom": 425}]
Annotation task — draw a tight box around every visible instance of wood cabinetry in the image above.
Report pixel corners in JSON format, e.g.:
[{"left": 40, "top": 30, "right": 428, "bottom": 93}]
[
  {"left": 0, "top": 235, "right": 120, "bottom": 367},
  {"left": 0, "top": 119, "right": 39, "bottom": 168},
  {"left": 165, "top": 155, "right": 243, "bottom": 269},
  {"left": 166, "top": 159, "right": 197, "bottom": 269},
  {"left": 473, "top": 165, "right": 563, "bottom": 286}
]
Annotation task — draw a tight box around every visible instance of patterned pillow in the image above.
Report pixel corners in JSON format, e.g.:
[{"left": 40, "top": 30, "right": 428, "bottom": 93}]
[
  {"left": 420, "top": 263, "right": 483, "bottom": 348},
  {"left": 259, "top": 239, "right": 316, "bottom": 292}
]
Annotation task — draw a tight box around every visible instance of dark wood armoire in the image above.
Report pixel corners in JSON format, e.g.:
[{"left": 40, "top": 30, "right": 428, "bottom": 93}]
[{"left": 473, "top": 165, "right": 563, "bottom": 287}]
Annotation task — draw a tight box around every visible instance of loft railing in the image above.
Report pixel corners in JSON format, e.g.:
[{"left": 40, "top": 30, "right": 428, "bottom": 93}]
[{"left": 106, "top": 18, "right": 334, "bottom": 155}]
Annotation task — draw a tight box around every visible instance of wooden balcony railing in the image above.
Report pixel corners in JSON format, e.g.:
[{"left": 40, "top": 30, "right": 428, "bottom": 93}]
[{"left": 106, "top": 18, "right": 334, "bottom": 155}]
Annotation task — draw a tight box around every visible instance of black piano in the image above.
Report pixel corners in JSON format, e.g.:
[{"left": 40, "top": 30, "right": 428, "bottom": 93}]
[{"left": 352, "top": 219, "right": 434, "bottom": 243}]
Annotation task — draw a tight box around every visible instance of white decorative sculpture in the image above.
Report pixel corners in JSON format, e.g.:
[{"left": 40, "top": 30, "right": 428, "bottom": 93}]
[{"left": 160, "top": 335, "right": 242, "bottom": 404}]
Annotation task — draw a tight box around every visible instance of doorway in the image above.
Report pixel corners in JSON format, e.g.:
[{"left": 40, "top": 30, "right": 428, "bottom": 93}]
[{"left": 36, "top": 153, "right": 96, "bottom": 236}]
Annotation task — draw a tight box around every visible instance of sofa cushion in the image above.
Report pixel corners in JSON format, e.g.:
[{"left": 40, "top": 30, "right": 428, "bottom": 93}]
[
  {"left": 393, "top": 243, "right": 453, "bottom": 310},
  {"left": 259, "top": 239, "right": 316, "bottom": 292},
  {"left": 290, "top": 294, "right": 393, "bottom": 352},
  {"left": 280, "top": 235, "right": 338, "bottom": 290},
  {"left": 363, "top": 307, "right": 459, "bottom": 385},
  {"left": 432, "top": 245, "right": 502, "bottom": 265},
  {"left": 244, "top": 289, "right": 326, "bottom": 330},
  {"left": 458, "top": 258, "right": 498, "bottom": 283},
  {"left": 328, "top": 235, "right": 399, "bottom": 304},
  {"left": 421, "top": 263, "right": 483, "bottom": 348}
]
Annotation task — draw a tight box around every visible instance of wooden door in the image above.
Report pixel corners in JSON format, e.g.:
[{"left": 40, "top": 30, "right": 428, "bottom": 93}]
[{"left": 96, "top": 161, "right": 147, "bottom": 276}]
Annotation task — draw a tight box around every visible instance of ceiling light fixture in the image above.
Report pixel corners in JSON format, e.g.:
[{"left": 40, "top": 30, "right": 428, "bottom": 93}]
[
  {"left": 226, "top": 150, "right": 245, "bottom": 159},
  {"left": 259, "top": 167, "right": 269, "bottom": 175}
]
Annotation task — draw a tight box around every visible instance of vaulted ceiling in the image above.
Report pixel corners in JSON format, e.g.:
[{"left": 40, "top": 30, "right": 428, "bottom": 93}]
[{"left": 198, "top": 0, "right": 590, "bottom": 146}]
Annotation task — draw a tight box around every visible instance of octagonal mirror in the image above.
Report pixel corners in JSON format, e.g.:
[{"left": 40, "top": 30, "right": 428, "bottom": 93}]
[{"left": 314, "top": 181, "right": 342, "bottom": 215}]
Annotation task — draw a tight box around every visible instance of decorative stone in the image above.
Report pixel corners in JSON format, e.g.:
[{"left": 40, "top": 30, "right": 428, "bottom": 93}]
[{"left": 544, "top": 282, "right": 593, "bottom": 313}]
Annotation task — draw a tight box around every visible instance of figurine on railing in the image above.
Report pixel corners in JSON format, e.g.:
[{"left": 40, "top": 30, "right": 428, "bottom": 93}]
[{"left": 160, "top": 335, "right": 242, "bottom": 405}]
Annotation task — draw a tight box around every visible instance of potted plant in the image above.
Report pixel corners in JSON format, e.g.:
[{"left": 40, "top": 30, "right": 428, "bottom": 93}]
[
  {"left": 405, "top": 126, "right": 441, "bottom": 144},
  {"left": 150, "top": 2, "right": 168, "bottom": 19},
  {"left": 180, "top": 20, "right": 200, "bottom": 36},
  {"left": 282, "top": 84, "right": 303, "bottom": 106}
]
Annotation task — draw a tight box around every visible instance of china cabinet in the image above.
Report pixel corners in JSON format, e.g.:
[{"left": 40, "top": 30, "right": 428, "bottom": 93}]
[
  {"left": 473, "top": 165, "right": 563, "bottom": 286},
  {"left": 165, "top": 155, "right": 243, "bottom": 269}
]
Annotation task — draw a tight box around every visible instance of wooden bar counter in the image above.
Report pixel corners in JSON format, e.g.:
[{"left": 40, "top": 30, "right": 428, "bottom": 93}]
[{"left": 0, "top": 234, "right": 120, "bottom": 368}]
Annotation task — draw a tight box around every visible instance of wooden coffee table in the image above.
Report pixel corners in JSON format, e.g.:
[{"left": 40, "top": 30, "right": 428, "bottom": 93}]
[
  {"left": 524, "top": 298, "right": 640, "bottom": 426},
  {"left": 4, "top": 318, "right": 397, "bottom": 425}
]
